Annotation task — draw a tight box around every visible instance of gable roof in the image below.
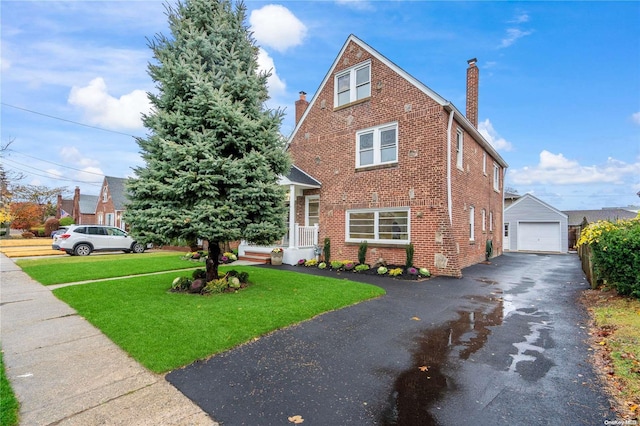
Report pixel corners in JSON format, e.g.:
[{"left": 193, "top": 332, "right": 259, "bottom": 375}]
[
  {"left": 505, "top": 193, "right": 568, "bottom": 218},
  {"left": 287, "top": 34, "right": 508, "bottom": 169},
  {"left": 104, "top": 176, "right": 128, "bottom": 210},
  {"left": 563, "top": 208, "right": 637, "bottom": 226},
  {"left": 78, "top": 195, "right": 98, "bottom": 215},
  {"left": 279, "top": 165, "right": 321, "bottom": 188}
]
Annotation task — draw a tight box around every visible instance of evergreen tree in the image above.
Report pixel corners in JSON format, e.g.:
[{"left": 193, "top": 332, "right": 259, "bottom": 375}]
[{"left": 125, "top": 0, "right": 290, "bottom": 282}]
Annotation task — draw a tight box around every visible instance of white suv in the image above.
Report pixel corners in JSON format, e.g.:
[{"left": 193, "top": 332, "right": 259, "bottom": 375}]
[{"left": 52, "top": 225, "right": 145, "bottom": 256}]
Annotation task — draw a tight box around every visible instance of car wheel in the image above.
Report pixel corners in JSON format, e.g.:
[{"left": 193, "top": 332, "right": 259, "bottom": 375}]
[
  {"left": 131, "top": 242, "right": 145, "bottom": 254},
  {"left": 74, "top": 243, "right": 92, "bottom": 256}
]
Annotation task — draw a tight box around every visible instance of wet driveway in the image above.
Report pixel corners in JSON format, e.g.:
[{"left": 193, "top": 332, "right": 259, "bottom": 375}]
[{"left": 167, "top": 253, "right": 615, "bottom": 425}]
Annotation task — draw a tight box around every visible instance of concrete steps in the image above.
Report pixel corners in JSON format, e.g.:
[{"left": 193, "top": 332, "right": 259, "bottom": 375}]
[{"left": 239, "top": 250, "right": 271, "bottom": 264}]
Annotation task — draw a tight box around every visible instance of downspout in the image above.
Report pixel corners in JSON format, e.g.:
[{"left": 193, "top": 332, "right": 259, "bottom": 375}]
[{"left": 446, "top": 109, "right": 454, "bottom": 225}]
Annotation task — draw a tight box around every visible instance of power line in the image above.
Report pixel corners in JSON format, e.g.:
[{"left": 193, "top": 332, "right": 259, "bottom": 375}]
[
  {"left": 2, "top": 158, "right": 103, "bottom": 186},
  {"left": 6, "top": 149, "right": 106, "bottom": 177},
  {"left": 1, "top": 102, "right": 140, "bottom": 138}
]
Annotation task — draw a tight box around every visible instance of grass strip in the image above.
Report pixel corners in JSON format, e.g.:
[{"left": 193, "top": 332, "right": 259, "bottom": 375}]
[
  {"left": 1, "top": 349, "right": 20, "bottom": 426},
  {"left": 592, "top": 296, "right": 640, "bottom": 415},
  {"left": 53, "top": 266, "right": 385, "bottom": 373},
  {"left": 16, "top": 252, "right": 198, "bottom": 285}
]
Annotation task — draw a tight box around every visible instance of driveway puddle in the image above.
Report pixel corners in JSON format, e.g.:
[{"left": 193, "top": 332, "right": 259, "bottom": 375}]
[{"left": 380, "top": 297, "right": 503, "bottom": 425}]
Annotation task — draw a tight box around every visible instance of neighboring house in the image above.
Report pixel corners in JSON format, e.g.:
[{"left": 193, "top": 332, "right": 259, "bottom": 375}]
[
  {"left": 242, "top": 34, "right": 508, "bottom": 276},
  {"left": 56, "top": 176, "right": 128, "bottom": 229},
  {"left": 503, "top": 193, "right": 568, "bottom": 253},
  {"left": 563, "top": 208, "right": 637, "bottom": 249},
  {"left": 504, "top": 191, "right": 521, "bottom": 208},
  {"left": 95, "top": 176, "right": 128, "bottom": 230},
  {"left": 57, "top": 187, "right": 97, "bottom": 225}
]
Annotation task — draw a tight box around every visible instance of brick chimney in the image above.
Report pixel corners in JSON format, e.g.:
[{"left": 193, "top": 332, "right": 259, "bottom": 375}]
[
  {"left": 466, "top": 58, "right": 479, "bottom": 128},
  {"left": 295, "top": 91, "right": 308, "bottom": 126}
]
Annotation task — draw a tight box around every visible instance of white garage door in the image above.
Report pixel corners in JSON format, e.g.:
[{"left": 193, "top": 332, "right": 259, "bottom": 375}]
[{"left": 517, "top": 222, "right": 561, "bottom": 252}]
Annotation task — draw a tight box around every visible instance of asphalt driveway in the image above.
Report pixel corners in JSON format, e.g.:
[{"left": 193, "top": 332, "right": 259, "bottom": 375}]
[{"left": 167, "top": 253, "right": 615, "bottom": 425}]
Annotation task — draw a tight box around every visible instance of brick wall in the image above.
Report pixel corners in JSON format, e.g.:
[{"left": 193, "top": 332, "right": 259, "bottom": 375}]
[{"left": 289, "top": 40, "right": 502, "bottom": 276}]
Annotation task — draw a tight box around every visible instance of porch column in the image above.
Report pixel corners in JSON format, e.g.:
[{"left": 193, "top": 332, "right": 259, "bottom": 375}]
[{"left": 288, "top": 184, "right": 296, "bottom": 248}]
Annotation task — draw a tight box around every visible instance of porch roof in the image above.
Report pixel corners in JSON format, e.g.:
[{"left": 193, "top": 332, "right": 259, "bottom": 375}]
[{"left": 279, "top": 165, "right": 321, "bottom": 189}]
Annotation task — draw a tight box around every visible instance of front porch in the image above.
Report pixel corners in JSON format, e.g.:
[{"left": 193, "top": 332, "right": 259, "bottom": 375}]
[
  {"left": 238, "top": 224, "right": 319, "bottom": 265},
  {"left": 238, "top": 165, "right": 322, "bottom": 265}
]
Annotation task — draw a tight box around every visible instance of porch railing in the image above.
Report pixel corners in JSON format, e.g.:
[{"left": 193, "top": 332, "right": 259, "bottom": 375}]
[{"left": 294, "top": 224, "right": 319, "bottom": 248}]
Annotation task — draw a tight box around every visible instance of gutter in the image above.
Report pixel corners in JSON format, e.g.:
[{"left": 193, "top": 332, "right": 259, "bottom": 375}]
[{"left": 446, "top": 109, "right": 454, "bottom": 225}]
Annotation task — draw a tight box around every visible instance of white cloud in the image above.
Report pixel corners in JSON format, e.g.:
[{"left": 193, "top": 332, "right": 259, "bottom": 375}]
[
  {"left": 59, "top": 147, "right": 105, "bottom": 184},
  {"left": 499, "top": 28, "right": 533, "bottom": 48},
  {"left": 249, "top": 5, "right": 307, "bottom": 52},
  {"left": 509, "top": 150, "right": 640, "bottom": 185},
  {"left": 509, "top": 12, "right": 530, "bottom": 24},
  {"left": 632, "top": 111, "right": 640, "bottom": 125},
  {"left": 68, "top": 78, "right": 150, "bottom": 130},
  {"left": 257, "top": 48, "right": 286, "bottom": 98},
  {"left": 478, "top": 119, "right": 513, "bottom": 151}
]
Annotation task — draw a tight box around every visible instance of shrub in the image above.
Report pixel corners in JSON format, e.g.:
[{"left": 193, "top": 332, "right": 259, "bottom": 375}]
[
  {"left": 354, "top": 264, "right": 370, "bottom": 272},
  {"left": 405, "top": 243, "right": 414, "bottom": 267},
  {"left": 32, "top": 227, "right": 45, "bottom": 237},
  {"left": 223, "top": 252, "right": 237, "bottom": 261},
  {"left": 203, "top": 278, "right": 228, "bottom": 294},
  {"left": 388, "top": 268, "right": 403, "bottom": 277},
  {"left": 59, "top": 216, "right": 75, "bottom": 226},
  {"left": 579, "top": 216, "right": 640, "bottom": 298},
  {"left": 418, "top": 267, "right": 431, "bottom": 277},
  {"left": 21, "top": 232, "right": 35, "bottom": 239},
  {"left": 358, "top": 241, "right": 368, "bottom": 265},
  {"left": 192, "top": 269, "right": 206, "bottom": 280},
  {"left": 304, "top": 259, "right": 318, "bottom": 267},
  {"left": 323, "top": 237, "right": 331, "bottom": 264},
  {"left": 377, "top": 266, "right": 388, "bottom": 275},
  {"left": 318, "top": 262, "right": 327, "bottom": 269},
  {"left": 330, "top": 260, "right": 344, "bottom": 270},
  {"left": 44, "top": 218, "right": 60, "bottom": 237},
  {"left": 171, "top": 276, "right": 192, "bottom": 291},
  {"left": 407, "top": 267, "right": 418, "bottom": 275},
  {"left": 344, "top": 261, "right": 355, "bottom": 271},
  {"left": 297, "top": 258, "right": 306, "bottom": 266}
]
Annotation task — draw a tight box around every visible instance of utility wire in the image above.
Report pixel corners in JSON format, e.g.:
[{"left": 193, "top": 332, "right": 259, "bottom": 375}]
[
  {"left": 2, "top": 158, "right": 103, "bottom": 186},
  {"left": 1, "top": 102, "right": 140, "bottom": 138},
  {"left": 6, "top": 149, "right": 106, "bottom": 177}
]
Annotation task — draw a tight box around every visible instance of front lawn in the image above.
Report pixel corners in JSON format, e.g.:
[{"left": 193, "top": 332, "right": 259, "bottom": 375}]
[
  {"left": 16, "top": 251, "right": 198, "bottom": 285},
  {"left": 53, "top": 266, "right": 385, "bottom": 373}
]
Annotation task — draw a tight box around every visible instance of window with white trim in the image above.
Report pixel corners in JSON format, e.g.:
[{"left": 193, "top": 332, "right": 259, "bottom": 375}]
[
  {"left": 335, "top": 62, "right": 371, "bottom": 107},
  {"left": 356, "top": 123, "right": 398, "bottom": 168},
  {"left": 102, "top": 186, "right": 108, "bottom": 203},
  {"left": 469, "top": 206, "right": 475, "bottom": 241},
  {"left": 305, "top": 196, "right": 319, "bottom": 226},
  {"left": 489, "top": 211, "right": 493, "bottom": 232},
  {"left": 346, "top": 209, "right": 409, "bottom": 244},
  {"left": 456, "top": 129, "right": 464, "bottom": 169},
  {"left": 482, "top": 209, "right": 486, "bottom": 232},
  {"left": 493, "top": 164, "right": 500, "bottom": 191}
]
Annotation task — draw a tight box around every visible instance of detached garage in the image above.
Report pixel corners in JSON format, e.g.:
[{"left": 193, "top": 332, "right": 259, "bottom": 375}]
[{"left": 504, "top": 194, "right": 568, "bottom": 253}]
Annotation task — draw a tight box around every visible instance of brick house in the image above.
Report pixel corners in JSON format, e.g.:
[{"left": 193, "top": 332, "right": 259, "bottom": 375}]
[
  {"left": 56, "top": 176, "right": 127, "bottom": 229},
  {"left": 95, "top": 176, "right": 128, "bottom": 230},
  {"left": 241, "top": 35, "right": 508, "bottom": 276}
]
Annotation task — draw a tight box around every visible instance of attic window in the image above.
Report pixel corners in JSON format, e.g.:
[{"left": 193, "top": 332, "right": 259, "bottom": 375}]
[
  {"left": 335, "top": 62, "right": 371, "bottom": 107},
  {"left": 102, "top": 186, "right": 108, "bottom": 203}
]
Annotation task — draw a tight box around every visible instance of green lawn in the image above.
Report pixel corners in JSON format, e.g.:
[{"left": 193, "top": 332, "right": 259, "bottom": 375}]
[
  {"left": 16, "top": 251, "right": 199, "bottom": 285},
  {"left": 53, "top": 266, "right": 385, "bottom": 373},
  {"left": 1, "top": 349, "right": 20, "bottom": 426}
]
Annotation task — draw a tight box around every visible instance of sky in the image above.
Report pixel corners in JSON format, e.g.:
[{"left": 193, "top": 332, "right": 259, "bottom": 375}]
[{"left": 2, "top": 0, "right": 639, "bottom": 212}]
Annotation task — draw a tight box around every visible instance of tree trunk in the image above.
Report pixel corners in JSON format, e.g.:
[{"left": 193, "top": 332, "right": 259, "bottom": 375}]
[{"left": 206, "top": 241, "right": 221, "bottom": 283}]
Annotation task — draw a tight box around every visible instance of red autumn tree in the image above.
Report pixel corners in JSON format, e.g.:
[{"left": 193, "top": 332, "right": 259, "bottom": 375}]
[{"left": 10, "top": 202, "right": 44, "bottom": 231}]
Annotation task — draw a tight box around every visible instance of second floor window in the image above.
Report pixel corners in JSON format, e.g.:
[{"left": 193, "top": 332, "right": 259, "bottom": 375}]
[
  {"left": 356, "top": 123, "right": 398, "bottom": 168},
  {"left": 456, "top": 129, "right": 464, "bottom": 170},
  {"left": 335, "top": 62, "right": 370, "bottom": 107}
]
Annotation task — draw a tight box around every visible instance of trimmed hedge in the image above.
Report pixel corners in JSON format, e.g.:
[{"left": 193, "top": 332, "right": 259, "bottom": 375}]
[{"left": 579, "top": 215, "right": 640, "bottom": 298}]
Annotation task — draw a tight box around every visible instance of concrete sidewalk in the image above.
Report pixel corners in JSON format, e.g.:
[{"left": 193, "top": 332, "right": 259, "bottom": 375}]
[{"left": 0, "top": 253, "right": 216, "bottom": 425}]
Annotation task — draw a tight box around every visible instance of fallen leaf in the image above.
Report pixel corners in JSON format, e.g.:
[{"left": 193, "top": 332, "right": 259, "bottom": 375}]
[
  {"left": 629, "top": 404, "right": 638, "bottom": 412},
  {"left": 418, "top": 366, "right": 429, "bottom": 372},
  {"left": 288, "top": 415, "right": 304, "bottom": 424},
  {"left": 411, "top": 317, "right": 421, "bottom": 321},
  {"left": 599, "top": 341, "right": 606, "bottom": 345}
]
